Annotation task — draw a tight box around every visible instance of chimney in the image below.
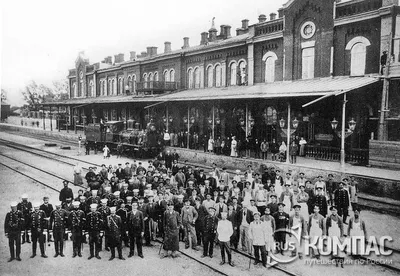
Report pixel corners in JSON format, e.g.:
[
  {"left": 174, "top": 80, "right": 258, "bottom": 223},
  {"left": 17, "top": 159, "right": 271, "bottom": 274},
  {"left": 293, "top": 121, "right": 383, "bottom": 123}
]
[
  {"left": 183, "top": 37, "right": 190, "bottom": 49},
  {"left": 114, "top": 53, "right": 124, "bottom": 63},
  {"left": 140, "top": 51, "right": 147, "bottom": 58},
  {"left": 224, "top": 25, "right": 231, "bottom": 38},
  {"left": 278, "top": 8, "right": 284, "bottom": 18},
  {"left": 200, "top": 32, "right": 209, "bottom": 45},
  {"left": 104, "top": 56, "right": 112, "bottom": 64},
  {"left": 270, "top": 13, "right": 277, "bottom": 21},
  {"left": 130, "top": 51, "right": 136, "bottom": 60},
  {"left": 220, "top": 25, "right": 226, "bottom": 38},
  {"left": 147, "top": 47, "right": 157, "bottom": 56},
  {"left": 258, "top": 14, "right": 267, "bottom": 23},
  {"left": 164, "top": 42, "right": 172, "bottom": 53},
  {"left": 242, "top": 19, "right": 249, "bottom": 29}
]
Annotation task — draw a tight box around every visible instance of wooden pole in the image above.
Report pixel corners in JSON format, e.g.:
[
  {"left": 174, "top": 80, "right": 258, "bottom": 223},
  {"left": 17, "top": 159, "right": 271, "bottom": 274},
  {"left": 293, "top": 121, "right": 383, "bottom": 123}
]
[
  {"left": 286, "top": 103, "right": 290, "bottom": 164},
  {"left": 340, "top": 93, "right": 347, "bottom": 168}
]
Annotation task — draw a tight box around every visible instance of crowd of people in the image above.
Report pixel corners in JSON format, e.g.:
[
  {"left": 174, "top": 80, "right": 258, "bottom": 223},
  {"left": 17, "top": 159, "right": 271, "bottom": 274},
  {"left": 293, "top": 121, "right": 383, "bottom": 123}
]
[{"left": 5, "top": 153, "right": 366, "bottom": 269}]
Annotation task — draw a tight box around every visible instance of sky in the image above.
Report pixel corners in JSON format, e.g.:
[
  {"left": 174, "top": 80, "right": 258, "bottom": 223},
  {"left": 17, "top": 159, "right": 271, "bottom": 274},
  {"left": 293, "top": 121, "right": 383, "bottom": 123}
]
[{"left": 1, "top": 0, "right": 285, "bottom": 106}]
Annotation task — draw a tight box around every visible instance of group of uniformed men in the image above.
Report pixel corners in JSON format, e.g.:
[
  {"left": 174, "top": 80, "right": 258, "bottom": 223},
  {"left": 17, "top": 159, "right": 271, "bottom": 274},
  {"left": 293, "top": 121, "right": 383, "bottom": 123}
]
[{"left": 5, "top": 159, "right": 366, "bottom": 269}]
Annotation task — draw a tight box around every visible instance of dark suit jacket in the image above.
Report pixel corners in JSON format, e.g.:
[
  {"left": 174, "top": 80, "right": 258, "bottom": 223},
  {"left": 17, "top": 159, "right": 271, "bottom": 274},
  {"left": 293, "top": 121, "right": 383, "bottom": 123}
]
[
  {"left": 237, "top": 209, "right": 254, "bottom": 225},
  {"left": 127, "top": 210, "right": 144, "bottom": 236}
]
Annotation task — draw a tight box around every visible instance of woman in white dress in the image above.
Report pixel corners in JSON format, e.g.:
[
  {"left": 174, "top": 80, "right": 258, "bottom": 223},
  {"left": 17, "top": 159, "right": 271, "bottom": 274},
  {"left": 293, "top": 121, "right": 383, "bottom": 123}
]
[
  {"left": 242, "top": 181, "right": 253, "bottom": 207},
  {"left": 297, "top": 184, "right": 310, "bottom": 223},
  {"left": 207, "top": 137, "right": 214, "bottom": 153},
  {"left": 103, "top": 145, "right": 110, "bottom": 159},
  {"left": 230, "top": 136, "right": 237, "bottom": 157},
  {"left": 73, "top": 163, "right": 83, "bottom": 185}
]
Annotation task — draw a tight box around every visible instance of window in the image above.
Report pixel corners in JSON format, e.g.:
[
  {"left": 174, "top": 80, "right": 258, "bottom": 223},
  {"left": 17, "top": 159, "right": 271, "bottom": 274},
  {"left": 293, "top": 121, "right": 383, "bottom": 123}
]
[
  {"left": 302, "top": 47, "right": 315, "bottom": 79},
  {"left": 89, "top": 81, "right": 94, "bottom": 97},
  {"left": 108, "top": 80, "right": 112, "bottom": 95},
  {"left": 263, "top": 52, "right": 277, "bottom": 83},
  {"left": 230, "top": 62, "right": 237, "bottom": 86},
  {"left": 143, "top": 73, "right": 148, "bottom": 88},
  {"left": 118, "top": 78, "right": 124, "bottom": 95},
  {"left": 207, "top": 66, "right": 213, "bottom": 88},
  {"left": 188, "top": 68, "right": 193, "bottom": 89},
  {"left": 170, "top": 69, "right": 175, "bottom": 82},
  {"left": 194, "top": 67, "right": 200, "bottom": 88},
  {"left": 164, "top": 70, "right": 170, "bottom": 82},
  {"left": 350, "top": 43, "right": 367, "bottom": 76},
  {"left": 72, "top": 83, "right": 77, "bottom": 98},
  {"left": 127, "top": 76, "right": 132, "bottom": 92},
  {"left": 154, "top": 72, "right": 159, "bottom": 81},
  {"left": 238, "top": 61, "right": 247, "bottom": 85},
  {"left": 215, "top": 64, "right": 222, "bottom": 87},
  {"left": 102, "top": 80, "right": 106, "bottom": 96},
  {"left": 346, "top": 36, "right": 370, "bottom": 76}
]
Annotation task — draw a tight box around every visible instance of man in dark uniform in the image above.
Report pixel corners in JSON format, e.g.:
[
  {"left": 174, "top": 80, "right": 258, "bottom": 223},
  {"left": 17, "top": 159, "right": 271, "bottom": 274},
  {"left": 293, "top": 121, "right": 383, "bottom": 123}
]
[
  {"left": 40, "top": 196, "right": 53, "bottom": 242},
  {"left": 161, "top": 201, "right": 182, "bottom": 258},
  {"left": 29, "top": 202, "right": 48, "bottom": 258},
  {"left": 155, "top": 192, "right": 167, "bottom": 237},
  {"left": 127, "top": 201, "right": 144, "bottom": 258},
  {"left": 68, "top": 201, "right": 86, "bottom": 257},
  {"left": 49, "top": 201, "right": 67, "bottom": 257},
  {"left": 98, "top": 198, "right": 110, "bottom": 251},
  {"left": 85, "top": 167, "right": 96, "bottom": 186},
  {"left": 144, "top": 194, "right": 157, "bottom": 246},
  {"left": 86, "top": 203, "right": 103, "bottom": 260},
  {"left": 115, "top": 163, "right": 125, "bottom": 179},
  {"left": 201, "top": 207, "right": 218, "bottom": 258},
  {"left": 17, "top": 194, "right": 32, "bottom": 244},
  {"left": 59, "top": 181, "right": 74, "bottom": 204},
  {"left": 112, "top": 191, "right": 124, "bottom": 209},
  {"left": 116, "top": 202, "right": 129, "bottom": 247},
  {"left": 194, "top": 197, "right": 208, "bottom": 246},
  {"left": 334, "top": 182, "right": 350, "bottom": 224},
  {"left": 106, "top": 207, "right": 125, "bottom": 260},
  {"left": 326, "top": 174, "right": 337, "bottom": 206},
  {"left": 273, "top": 202, "right": 289, "bottom": 255},
  {"left": 313, "top": 187, "right": 328, "bottom": 217},
  {"left": 4, "top": 201, "right": 23, "bottom": 262}
]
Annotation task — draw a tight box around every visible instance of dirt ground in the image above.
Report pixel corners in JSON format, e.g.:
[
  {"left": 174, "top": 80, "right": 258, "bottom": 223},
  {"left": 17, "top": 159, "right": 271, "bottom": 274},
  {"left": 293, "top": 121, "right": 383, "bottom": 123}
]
[{"left": 0, "top": 131, "right": 399, "bottom": 276}]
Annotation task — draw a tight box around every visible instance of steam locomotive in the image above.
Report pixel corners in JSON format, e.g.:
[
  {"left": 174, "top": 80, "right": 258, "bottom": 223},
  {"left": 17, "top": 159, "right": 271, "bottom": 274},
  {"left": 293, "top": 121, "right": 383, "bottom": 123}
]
[{"left": 85, "top": 119, "right": 162, "bottom": 158}]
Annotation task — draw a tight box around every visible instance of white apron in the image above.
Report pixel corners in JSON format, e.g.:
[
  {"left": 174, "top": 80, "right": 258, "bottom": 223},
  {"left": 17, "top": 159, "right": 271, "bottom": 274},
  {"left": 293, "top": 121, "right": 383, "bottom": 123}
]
[
  {"left": 283, "top": 194, "right": 291, "bottom": 214},
  {"left": 350, "top": 220, "right": 364, "bottom": 255},
  {"left": 264, "top": 218, "right": 274, "bottom": 252}
]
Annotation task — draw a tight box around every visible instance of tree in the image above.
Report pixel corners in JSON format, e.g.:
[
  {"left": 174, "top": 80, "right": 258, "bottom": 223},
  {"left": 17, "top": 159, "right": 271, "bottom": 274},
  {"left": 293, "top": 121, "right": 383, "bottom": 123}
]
[
  {"left": 21, "top": 81, "right": 43, "bottom": 111},
  {"left": 52, "top": 79, "right": 69, "bottom": 101},
  {"left": 1, "top": 89, "right": 7, "bottom": 102}
]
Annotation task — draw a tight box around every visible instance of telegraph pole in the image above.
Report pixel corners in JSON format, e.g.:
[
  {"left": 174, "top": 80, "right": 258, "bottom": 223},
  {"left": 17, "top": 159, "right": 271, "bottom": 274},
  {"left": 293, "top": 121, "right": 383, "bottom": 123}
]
[{"left": 378, "top": 35, "right": 392, "bottom": 141}]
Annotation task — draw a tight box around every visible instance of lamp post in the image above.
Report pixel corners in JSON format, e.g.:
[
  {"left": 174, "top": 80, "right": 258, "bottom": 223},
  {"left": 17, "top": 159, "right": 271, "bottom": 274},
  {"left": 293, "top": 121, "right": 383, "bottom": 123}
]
[
  {"left": 330, "top": 94, "right": 357, "bottom": 168},
  {"left": 73, "top": 115, "right": 78, "bottom": 134}
]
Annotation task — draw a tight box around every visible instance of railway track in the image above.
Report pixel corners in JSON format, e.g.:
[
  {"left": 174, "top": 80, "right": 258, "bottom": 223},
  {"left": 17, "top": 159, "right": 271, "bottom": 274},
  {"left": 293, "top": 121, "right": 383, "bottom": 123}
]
[{"left": 1, "top": 135, "right": 399, "bottom": 274}]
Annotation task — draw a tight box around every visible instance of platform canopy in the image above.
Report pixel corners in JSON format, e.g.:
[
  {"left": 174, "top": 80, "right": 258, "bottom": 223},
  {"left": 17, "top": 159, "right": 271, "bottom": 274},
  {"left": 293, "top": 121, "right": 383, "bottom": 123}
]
[{"left": 44, "top": 76, "right": 379, "bottom": 106}]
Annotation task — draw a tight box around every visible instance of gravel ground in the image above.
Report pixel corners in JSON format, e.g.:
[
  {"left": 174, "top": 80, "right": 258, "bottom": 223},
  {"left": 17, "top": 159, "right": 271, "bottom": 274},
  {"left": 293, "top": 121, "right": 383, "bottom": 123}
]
[{"left": 0, "top": 131, "right": 399, "bottom": 276}]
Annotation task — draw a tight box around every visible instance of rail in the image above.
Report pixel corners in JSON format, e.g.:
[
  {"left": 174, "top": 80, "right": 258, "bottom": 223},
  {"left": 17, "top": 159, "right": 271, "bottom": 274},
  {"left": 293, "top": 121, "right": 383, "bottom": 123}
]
[
  {"left": 305, "top": 145, "right": 369, "bottom": 165},
  {"left": 136, "top": 81, "right": 179, "bottom": 93}
]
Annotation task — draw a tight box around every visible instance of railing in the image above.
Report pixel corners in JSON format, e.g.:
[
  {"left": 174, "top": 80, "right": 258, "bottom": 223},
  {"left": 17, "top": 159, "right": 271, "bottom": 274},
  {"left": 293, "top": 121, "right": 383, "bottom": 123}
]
[
  {"left": 305, "top": 145, "right": 369, "bottom": 165},
  {"left": 255, "top": 20, "right": 284, "bottom": 36},
  {"left": 135, "top": 81, "right": 179, "bottom": 93},
  {"left": 335, "top": 0, "right": 382, "bottom": 19}
]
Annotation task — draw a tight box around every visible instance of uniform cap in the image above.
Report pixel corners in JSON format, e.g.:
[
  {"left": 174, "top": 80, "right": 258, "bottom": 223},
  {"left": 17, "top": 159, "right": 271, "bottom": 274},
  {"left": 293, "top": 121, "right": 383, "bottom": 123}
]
[
  {"left": 100, "top": 199, "right": 108, "bottom": 203},
  {"left": 147, "top": 191, "right": 154, "bottom": 197},
  {"left": 208, "top": 207, "right": 216, "bottom": 211},
  {"left": 90, "top": 204, "right": 98, "bottom": 209},
  {"left": 126, "top": 196, "right": 133, "bottom": 201},
  {"left": 253, "top": 211, "right": 261, "bottom": 216},
  {"left": 299, "top": 183, "right": 305, "bottom": 188},
  {"left": 293, "top": 204, "right": 301, "bottom": 209},
  {"left": 329, "top": 206, "right": 338, "bottom": 211},
  {"left": 79, "top": 196, "right": 86, "bottom": 200},
  {"left": 128, "top": 179, "right": 134, "bottom": 184},
  {"left": 91, "top": 190, "right": 98, "bottom": 194},
  {"left": 110, "top": 207, "right": 116, "bottom": 212},
  {"left": 122, "top": 183, "right": 128, "bottom": 187},
  {"left": 133, "top": 189, "right": 139, "bottom": 193},
  {"left": 235, "top": 170, "right": 241, "bottom": 174},
  {"left": 72, "top": 201, "right": 80, "bottom": 207},
  {"left": 114, "top": 191, "right": 120, "bottom": 196},
  {"left": 177, "top": 194, "right": 184, "bottom": 199},
  {"left": 10, "top": 201, "right": 18, "bottom": 207},
  {"left": 270, "top": 194, "right": 277, "bottom": 198},
  {"left": 33, "top": 202, "right": 41, "bottom": 208},
  {"left": 21, "top": 194, "right": 28, "bottom": 199},
  {"left": 146, "top": 184, "right": 152, "bottom": 188},
  {"left": 104, "top": 187, "right": 111, "bottom": 191},
  {"left": 277, "top": 202, "right": 285, "bottom": 207}
]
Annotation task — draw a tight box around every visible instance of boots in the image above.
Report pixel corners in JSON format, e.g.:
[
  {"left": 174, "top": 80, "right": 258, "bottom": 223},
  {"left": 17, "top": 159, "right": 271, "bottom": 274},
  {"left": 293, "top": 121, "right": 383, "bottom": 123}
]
[
  {"left": 109, "top": 248, "right": 115, "bottom": 261},
  {"left": 59, "top": 241, "right": 65, "bottom": 257},
  {"left": 118, "top": 247, "right": 125, "bottom": 260},
  {"left": 54, "top": 242, "right": 59, "bottom": 257}
]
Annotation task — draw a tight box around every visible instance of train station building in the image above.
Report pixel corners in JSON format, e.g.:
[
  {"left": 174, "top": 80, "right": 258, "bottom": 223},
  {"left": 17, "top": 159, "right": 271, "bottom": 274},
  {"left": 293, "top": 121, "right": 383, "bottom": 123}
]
[{"left": 45, "top": 0, "right": 400, "bottom": 168}]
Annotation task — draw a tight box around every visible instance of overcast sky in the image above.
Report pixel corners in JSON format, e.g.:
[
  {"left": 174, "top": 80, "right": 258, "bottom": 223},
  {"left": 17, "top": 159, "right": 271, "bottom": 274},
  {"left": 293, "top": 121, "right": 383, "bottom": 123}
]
[{"left": 1, "top": 0, "right": 285, "bottom": 106}]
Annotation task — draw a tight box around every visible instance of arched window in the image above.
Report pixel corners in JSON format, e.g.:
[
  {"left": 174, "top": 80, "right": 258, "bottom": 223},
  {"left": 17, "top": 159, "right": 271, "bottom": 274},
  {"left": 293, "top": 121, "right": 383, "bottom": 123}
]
[
  {"left": 215, "top": 64, "right": 222, "bottom": 87},
  {"left": 230, "top": 62, "right": 237, "bottom": 86},
  {"left": 263, "top": 52, "right": 277, "bottom": 83},
  {"left": 143, "top": 73, "right": 148, "bottom": 89},
  {"left": 154, "top": 72, "right": 159, "bottom": 81},
  {"left": 127, "top": 76, "right": 132, "bottom": 93},
  {"left": 108, "top": 80, "right": 112, "bottom": 95},
  {"left": 72, "top": 83, "right": 77, "bottom": 98},
  {"left": 194, "top": 67, "right": 200, "bottom": 88},
  {"left": 238, "top": 61, "right": 247, "bottom": 85},
  {"left": 207, "top": 66, "right": 213, "bottom": 88},
  {"left": 113, "top": 79, "right": 117, "bottom": 95},
  {"left": 164, "top": 70, "right": 170, "bottom": 82},
  {"left": 346, "top": 36, "right": 370, "bottom": 76},
  {"left": 188, "top": 68, "right": 193, "bottom": 89},
  {"left": 118, "top": 78, "right": 124, "bottom": 95},
  {"left": 170, "top": 69, "right": 175, "bottom": 82},
  {"left": 89, "top": 81, "right": 94, "bottom": 97}
]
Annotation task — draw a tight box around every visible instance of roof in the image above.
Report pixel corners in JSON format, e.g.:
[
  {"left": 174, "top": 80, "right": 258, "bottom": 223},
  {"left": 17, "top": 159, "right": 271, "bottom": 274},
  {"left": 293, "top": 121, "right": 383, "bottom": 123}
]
[
  {"left": 158, "top": 76, "right": 380, "bottom": 102},
  {"left": 45, "top": 76, "right": 379, "bottom": 106}
]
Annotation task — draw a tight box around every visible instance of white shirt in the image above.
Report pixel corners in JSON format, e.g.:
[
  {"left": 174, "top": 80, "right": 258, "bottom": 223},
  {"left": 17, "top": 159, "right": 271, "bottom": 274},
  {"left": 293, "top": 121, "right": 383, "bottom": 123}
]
[
  {"left": 249, "top": 220, "right": 268, "bottom": 246},
  {"left": 217, "top": 219, "right": 233, "bottom": 242}
]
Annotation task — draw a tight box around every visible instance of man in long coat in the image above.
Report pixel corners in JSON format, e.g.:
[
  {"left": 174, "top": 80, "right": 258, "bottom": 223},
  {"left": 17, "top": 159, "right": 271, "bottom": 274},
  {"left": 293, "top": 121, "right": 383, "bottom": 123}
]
[
  {"left": 106, "top": 207, "right": 125, "bottom": 260},
  {"left": 161, "top": 201, "right": 182, "bottom": 258}
]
